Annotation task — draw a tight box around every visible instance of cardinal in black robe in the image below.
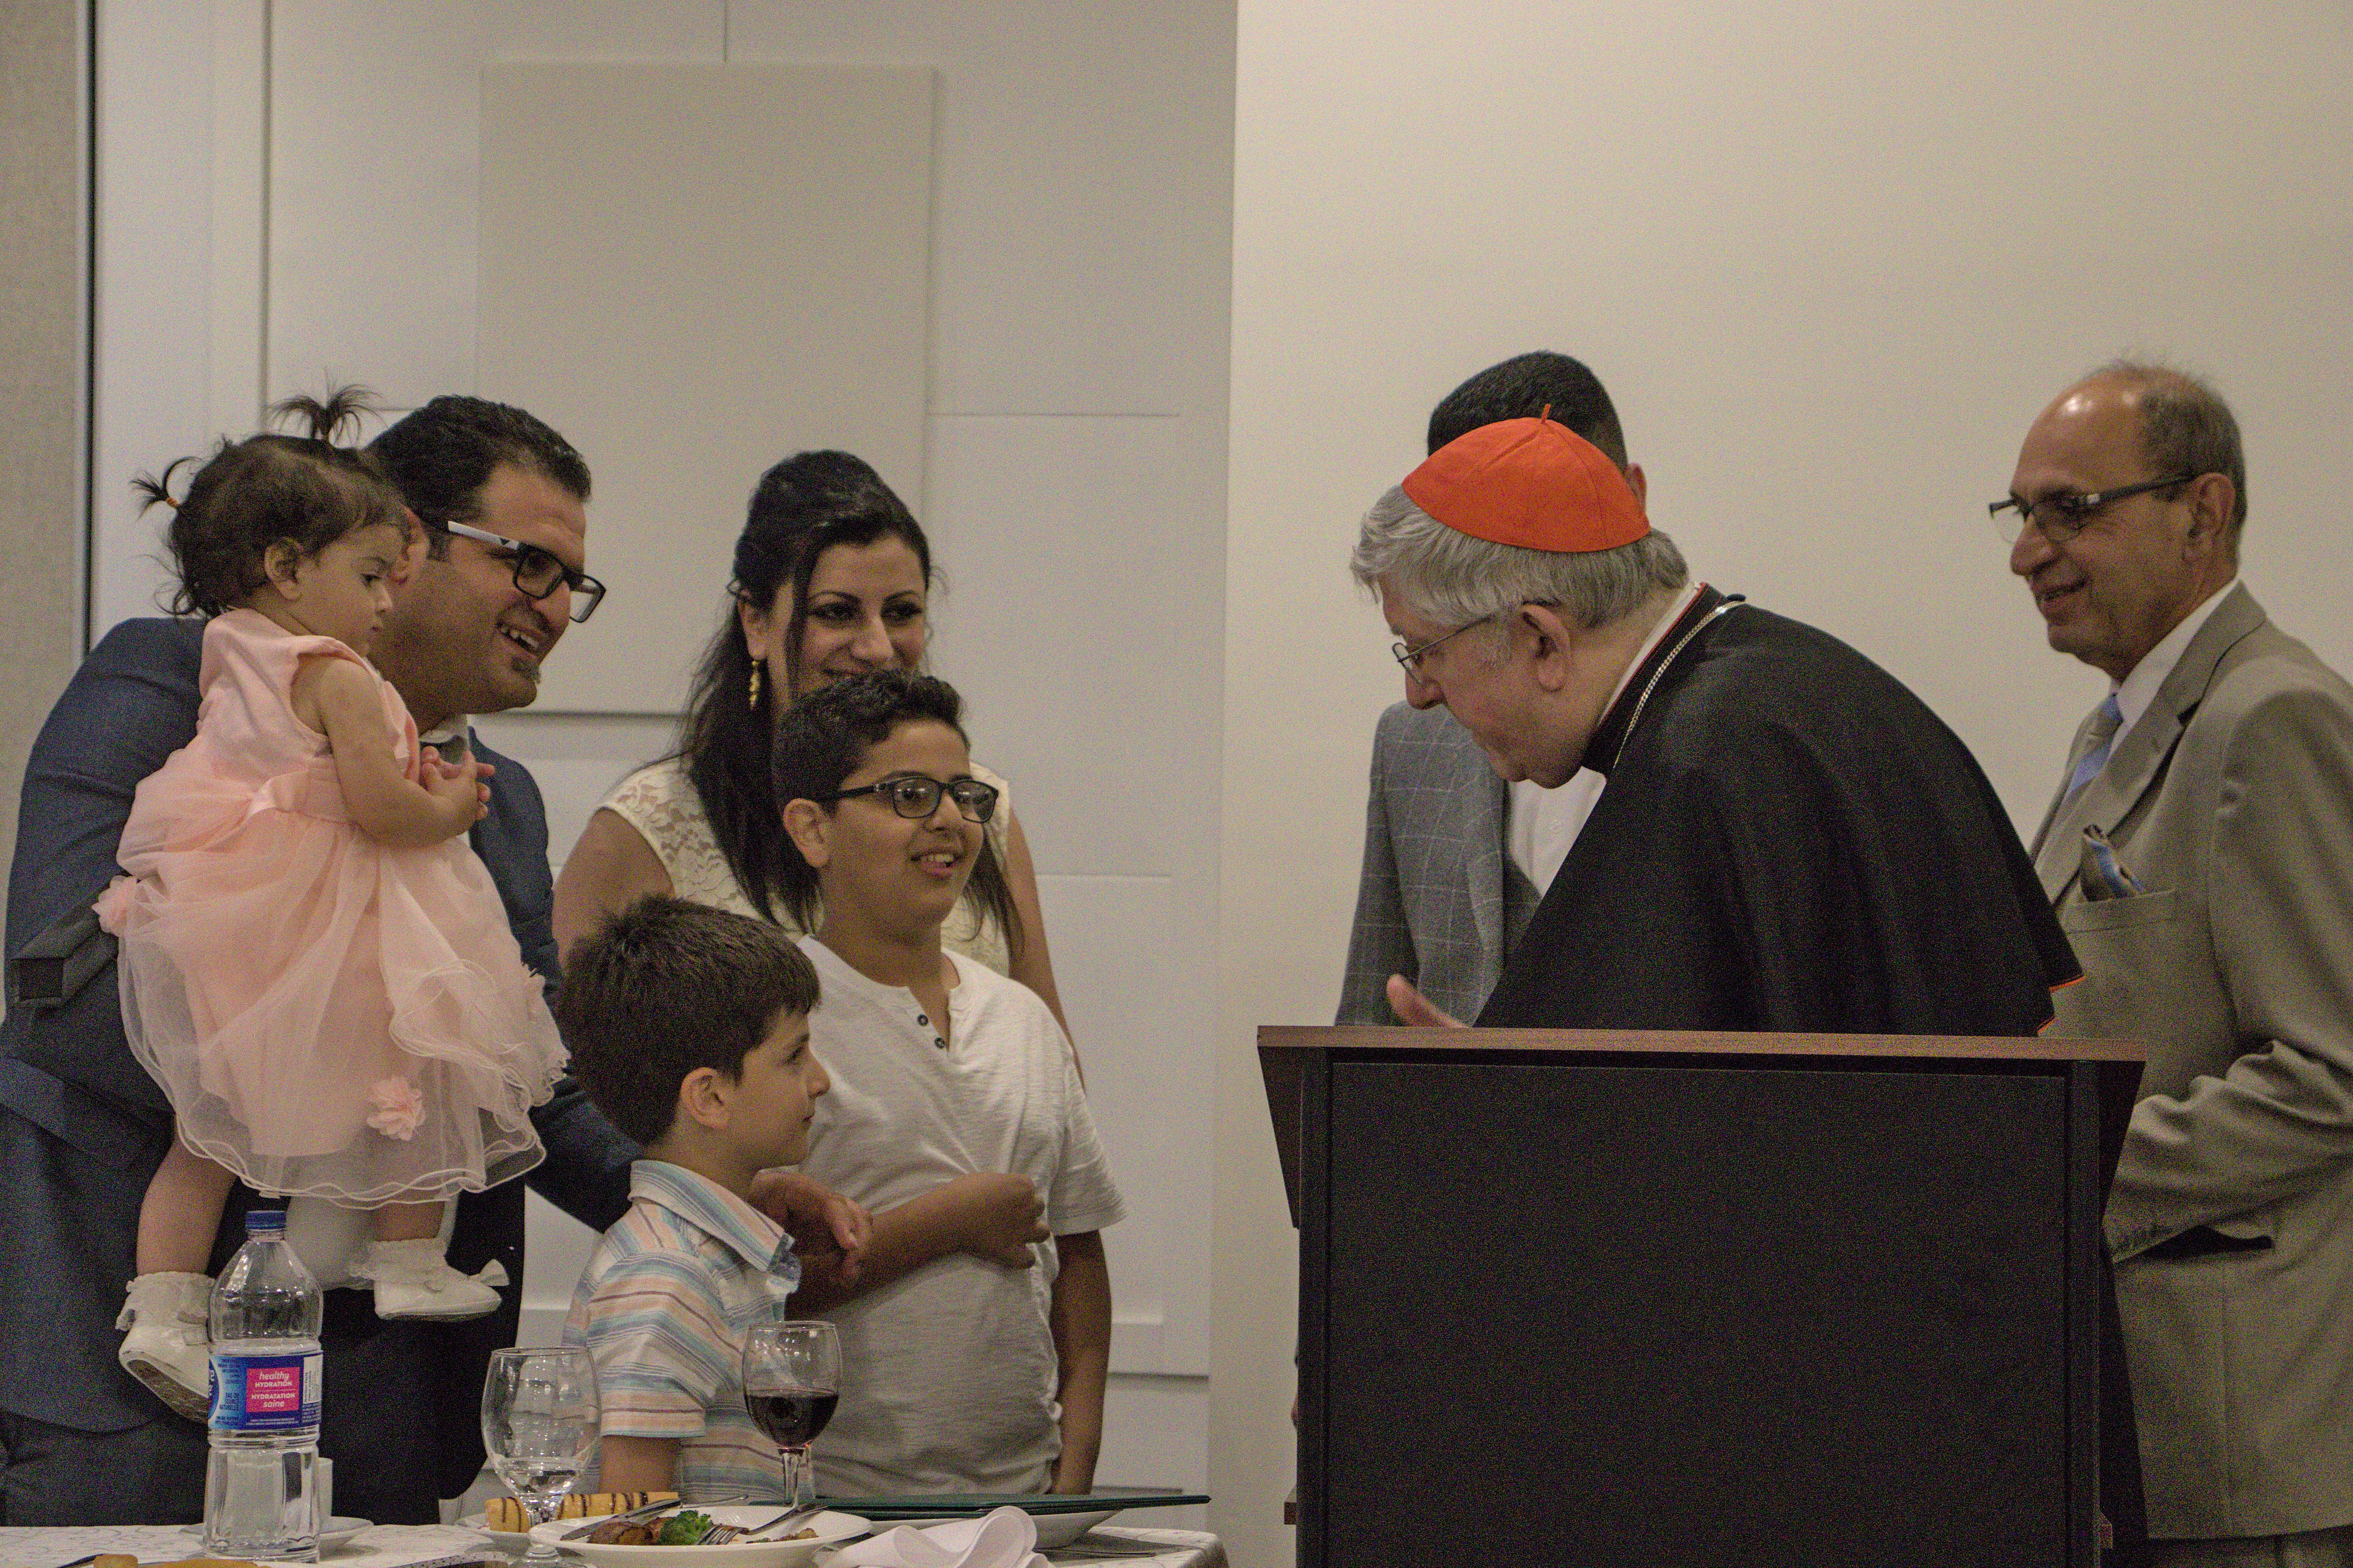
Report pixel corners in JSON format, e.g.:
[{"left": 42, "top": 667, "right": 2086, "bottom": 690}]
[
  {"left": 1357, "top": 411, "right": 2144, "bottom": 1562},
  {"left": 1477, "top": 583, "right": 2078, "bottom": 1035}
]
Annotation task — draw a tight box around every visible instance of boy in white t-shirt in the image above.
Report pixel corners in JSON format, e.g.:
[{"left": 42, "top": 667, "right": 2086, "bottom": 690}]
[{"left": 773, "top": 669, "right": 1125, "bottom": 1496}]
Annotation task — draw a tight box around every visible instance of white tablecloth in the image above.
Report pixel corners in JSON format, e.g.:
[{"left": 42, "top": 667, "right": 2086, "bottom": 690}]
[
  {"left": 0, "top": 1525, "right": 1222, "bottom": 1568},
  {"left": 0, "top": 1524, "right": 488, "bottom": 1568}
]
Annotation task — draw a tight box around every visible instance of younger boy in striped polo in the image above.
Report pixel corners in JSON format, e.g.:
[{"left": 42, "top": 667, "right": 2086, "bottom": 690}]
[{"left": 554, "top": 897, "right": 831, "bottom": 1498}]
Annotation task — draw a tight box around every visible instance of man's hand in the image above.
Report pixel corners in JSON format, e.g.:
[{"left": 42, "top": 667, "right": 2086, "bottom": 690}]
[
  {"left": 1387, "top": 974, "right": 1466, "bottom": 1028},
  {"left": 947, "top": 1172, "right": 1049, "bottom": 1267},
  {"left": 750, "top": 1170, "right": 872, "bottom": 1286}
]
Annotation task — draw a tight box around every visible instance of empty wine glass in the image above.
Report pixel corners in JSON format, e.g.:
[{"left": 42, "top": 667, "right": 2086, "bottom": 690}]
[
  {"left": 481, "top": 1346, "right": 601, "bottom": 1564},
  {"left": 740, "top": 1322, "right": 841, "bottom": 1510}
]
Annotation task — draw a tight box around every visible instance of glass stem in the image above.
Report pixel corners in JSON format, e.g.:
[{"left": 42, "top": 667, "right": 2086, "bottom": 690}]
[
  {"left": 523, "top": 1494, "right": 563, "bottom": 1564},
  {"left": 787, "top": 1446, "right": 814, "bottom": 1511}
]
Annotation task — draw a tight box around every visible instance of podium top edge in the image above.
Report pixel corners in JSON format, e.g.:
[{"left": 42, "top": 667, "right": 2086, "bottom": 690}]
[{"left": 1255, "top": 1024, "right": 2146, "bottom": 1063}]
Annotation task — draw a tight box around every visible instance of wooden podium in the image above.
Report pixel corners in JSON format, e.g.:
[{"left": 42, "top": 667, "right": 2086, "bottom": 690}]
[{"left": 1262, "top": 1026, "right": 2144, "bottom": 1568}]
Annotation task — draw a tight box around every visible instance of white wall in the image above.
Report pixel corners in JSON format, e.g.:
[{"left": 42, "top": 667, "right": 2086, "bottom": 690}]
[
  {"left": 93, "top": 0, "right": 1230, "bottom": 1517},
  {"left": 1217, "top": 3, "right": 2353, "bottom": 1564},
  {"left": 0, "top": 0, "right": 86, "bottom": 880}
]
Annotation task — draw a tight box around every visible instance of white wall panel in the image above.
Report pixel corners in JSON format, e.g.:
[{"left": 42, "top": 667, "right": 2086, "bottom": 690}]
[
  {"left": 265, "top": 1, "right": 731, "bottom": 414},
  {"left": 729, "top": 2, "right": 1235, "bottom": 418},
  {"left": 93, "top": 0, "right": 232, "bottom": 632},
  {"left": 1098, "top": 1376, "right": 1210, "bottom": 1516},
  {"left": 518, "top": 1189, "right": 596, "bottom": 1348},
  {"left": 478, "top": 61, "right": 934, "bottom": 716},
  {"left": 487, "top": 0, "right": 724, "bottom": 61},
  {"left": 921, "top": 415, "right": 1200, "bottom": 872},
  {"left": 204, "top": 0, "right": 266, "bottom": 437},
  {"left": 1032, "top": 873, "right": 1210, "bottom": 1376},
  {"left": 268, "top": 0, "right": 488, "bottom": 407}
]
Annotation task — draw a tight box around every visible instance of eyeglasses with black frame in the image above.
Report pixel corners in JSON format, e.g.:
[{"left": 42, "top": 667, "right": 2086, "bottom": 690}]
[
  {"left": 1988, "top": 474, "right": 2195, "bottom": 545},
  {"left": 1390, "top": 609, "right": 1505, "bottom": 675},
  {"left": 823, "top": 774, "right": 1000, "bottom": 824},
  {"left": 433, "top": 519, "right": 608, "bottom": 623}
]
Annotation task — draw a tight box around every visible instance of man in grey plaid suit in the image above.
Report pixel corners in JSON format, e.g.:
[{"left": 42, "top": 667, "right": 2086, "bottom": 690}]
[{"left": 1336, "top": 352, "right": 1629, "bottom": 1024}]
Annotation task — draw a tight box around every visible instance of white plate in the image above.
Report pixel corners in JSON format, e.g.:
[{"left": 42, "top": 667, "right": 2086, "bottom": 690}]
[
  {"left": 458, "top": 1511, "right": 532, "bottom": 1551},
  {"left": 532, "top": 1506, "right": 870, "bottom": 1568},
  {"left": 183, "top": 1517, "right": 373, "bottom": 1554},
  {"left": 321, "top": 1518, "right": 374, "bottom": 1553},
  {"left": 863, "top": 1509, "right": 1116, "bottom": 1552}
]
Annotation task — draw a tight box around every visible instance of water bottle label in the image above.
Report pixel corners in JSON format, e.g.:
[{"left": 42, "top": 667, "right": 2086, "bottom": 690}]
[{"left": 208, "top": 1350, "right": 322, "bottom": 1432}]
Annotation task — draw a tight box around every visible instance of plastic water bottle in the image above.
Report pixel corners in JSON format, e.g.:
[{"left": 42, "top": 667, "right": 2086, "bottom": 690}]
[{"left": 204, "top": 1209, "right": 324, "bottom": 1561}]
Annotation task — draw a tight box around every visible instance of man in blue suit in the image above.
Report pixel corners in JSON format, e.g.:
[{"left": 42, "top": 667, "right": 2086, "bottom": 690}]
[{"left": 0, "top": 398, "right": 857, "bottom": 1524}]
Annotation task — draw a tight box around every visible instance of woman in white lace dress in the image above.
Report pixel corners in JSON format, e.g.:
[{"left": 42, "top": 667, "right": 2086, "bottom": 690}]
[{"left": 551, "top": 450, "right": 1069, "bottom": 1032}]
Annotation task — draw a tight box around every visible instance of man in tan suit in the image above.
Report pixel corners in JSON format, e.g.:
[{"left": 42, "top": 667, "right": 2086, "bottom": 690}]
[{"left": 2006, "top": 361, "right": 2353, "bottom": 1567}]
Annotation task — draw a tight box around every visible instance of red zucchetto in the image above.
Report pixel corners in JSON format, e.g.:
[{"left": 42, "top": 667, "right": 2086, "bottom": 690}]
[{"left": 1400, "top": 413, "right": 1649, "bottom": 553}]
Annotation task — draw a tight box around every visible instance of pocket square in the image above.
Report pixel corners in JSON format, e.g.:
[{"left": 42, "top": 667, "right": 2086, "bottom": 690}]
[{"left": 2077, "top": 824, "right": 2146, "bottom": 901}]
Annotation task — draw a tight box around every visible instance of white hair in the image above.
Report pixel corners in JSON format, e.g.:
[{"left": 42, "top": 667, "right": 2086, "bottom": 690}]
[{"left": 1350, "top": 485, "right": 1688, "bottom": 643}]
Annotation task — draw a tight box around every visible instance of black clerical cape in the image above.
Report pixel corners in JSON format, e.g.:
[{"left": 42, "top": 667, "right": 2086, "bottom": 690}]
[
  {"left": 1470, "top": 589, "right": 2146, "bottom": 1561},
  {"left": 1479, "top": 586, "right": 2078, "bottom": 1036}
]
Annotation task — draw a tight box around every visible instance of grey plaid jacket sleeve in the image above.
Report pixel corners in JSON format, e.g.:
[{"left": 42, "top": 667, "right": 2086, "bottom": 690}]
[{"left": 1336, "top": 703, "right": 1509, "bottom": 1025}]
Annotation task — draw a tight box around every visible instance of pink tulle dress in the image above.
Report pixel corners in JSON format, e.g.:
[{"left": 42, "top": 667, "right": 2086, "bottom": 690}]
[{"left": 97, "top": 610, "right": 567, "bottom": 1204}]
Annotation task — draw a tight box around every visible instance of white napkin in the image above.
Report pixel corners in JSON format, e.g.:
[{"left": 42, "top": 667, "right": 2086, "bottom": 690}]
[{"left": 829, "top": 1505, "right": 1047, "bottom": 1568}]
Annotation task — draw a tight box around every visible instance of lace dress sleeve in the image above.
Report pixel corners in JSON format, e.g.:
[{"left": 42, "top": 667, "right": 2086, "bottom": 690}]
[{"left": 598, "top": 759, "right": 769, "bottom": 923}]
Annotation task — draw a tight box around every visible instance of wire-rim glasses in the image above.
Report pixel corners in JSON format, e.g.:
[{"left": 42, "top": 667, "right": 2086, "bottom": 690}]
[
  {"left": 435, "top": 519, "right": 608, "bottom": 623},
  {"left": 1391, "top": 609, "right": 1505, "bottom": 675},
  {"left": 823, "top": 774, "right": 1000, "bottom": 823},
  {"left": 1988, "top": 474, "right": 2195, "bottom": 544}
]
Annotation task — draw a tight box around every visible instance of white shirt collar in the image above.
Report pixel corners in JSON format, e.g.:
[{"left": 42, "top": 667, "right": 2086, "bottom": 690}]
[
  {"left": 417, "top": 715, "right": 472, "bottom": 748},
  {"left": 2112, "top": 581, "right": 2237, "bottom": 738},
  {"left": 1599, "top": 581, "right": 1705, "bottom": 719}
]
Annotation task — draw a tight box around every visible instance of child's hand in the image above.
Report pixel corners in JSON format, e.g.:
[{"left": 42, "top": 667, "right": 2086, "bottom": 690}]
[
  {"left": 419, "top": 746, "right": 490, "bottom": 829},
  {"left": 751, "top": 1171, "right": 873, "bottom": 1286},
  {"left": 947, "top": 1172, "right": 1049, "bottom": 1267}
]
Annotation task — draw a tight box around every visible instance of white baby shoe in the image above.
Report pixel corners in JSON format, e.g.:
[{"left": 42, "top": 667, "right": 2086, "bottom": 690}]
[
  {"left": 357, "top": 1238, "right": 509, "bottom": 1320},
  {"left": 117, "top": 1271, "right": 214, "bottom": 1421}
]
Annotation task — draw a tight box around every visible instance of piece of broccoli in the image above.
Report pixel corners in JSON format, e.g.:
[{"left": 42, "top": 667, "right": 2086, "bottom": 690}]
[{"left": 655, "top": 1511, "right": 714, "bottom": 1545}]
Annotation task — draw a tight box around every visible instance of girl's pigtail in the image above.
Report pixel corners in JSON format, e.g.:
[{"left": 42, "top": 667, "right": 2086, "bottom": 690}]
[
  {"left": 130, "top": 456, "right": 194, "bottom": 515},
  {"left": 273, "top": 385, "right": 381, "bottom": 447}
]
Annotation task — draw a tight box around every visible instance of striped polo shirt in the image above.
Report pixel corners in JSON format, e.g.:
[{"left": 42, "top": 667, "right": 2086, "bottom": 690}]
[{"left": 564, "top": 1160, "right": 803, "bottom": 1501}]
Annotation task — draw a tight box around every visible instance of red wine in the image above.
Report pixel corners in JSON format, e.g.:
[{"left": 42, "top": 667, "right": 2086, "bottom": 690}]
[{"left": 745, "top": 1389, "right": 838, "bottom": 1448}]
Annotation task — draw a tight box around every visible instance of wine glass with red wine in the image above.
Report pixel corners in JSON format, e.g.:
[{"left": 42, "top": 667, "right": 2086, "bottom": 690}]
[{"left": 741, "top": 1321, "right": 842, "bottom": 1510}]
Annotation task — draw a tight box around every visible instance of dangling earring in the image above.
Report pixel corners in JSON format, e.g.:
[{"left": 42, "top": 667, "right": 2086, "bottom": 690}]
[{"left": 747, "top": 663, "right": 763, "bottom": 710}]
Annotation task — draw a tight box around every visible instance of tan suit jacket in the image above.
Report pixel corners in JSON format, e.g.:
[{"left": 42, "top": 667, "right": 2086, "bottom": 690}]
[{"left": 2034, "top": 583, "right": 2353, "bottom": 1539}]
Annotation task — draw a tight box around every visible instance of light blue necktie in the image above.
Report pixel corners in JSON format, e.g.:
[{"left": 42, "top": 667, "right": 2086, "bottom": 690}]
[{"left": 2064, "top": 694, "right": 2124, "bottom": 804}]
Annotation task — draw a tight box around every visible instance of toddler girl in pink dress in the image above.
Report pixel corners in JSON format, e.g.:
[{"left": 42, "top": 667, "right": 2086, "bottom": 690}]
[{"left": 100, "top": 393, "right": 569, "bottom": 1418}]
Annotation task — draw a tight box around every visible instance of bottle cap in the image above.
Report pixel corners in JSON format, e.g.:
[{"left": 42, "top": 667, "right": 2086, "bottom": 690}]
[{"left": 245, "top": 1209, "right": 288, "bottom": 1233}]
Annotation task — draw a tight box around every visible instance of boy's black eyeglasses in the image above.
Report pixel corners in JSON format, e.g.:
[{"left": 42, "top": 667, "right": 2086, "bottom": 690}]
[
  {"left": 433, "top": 519, "right": 608, "bottom": 623},
  {"left": 823, "top": 775, "right": 1000, "bottom": 823}
]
